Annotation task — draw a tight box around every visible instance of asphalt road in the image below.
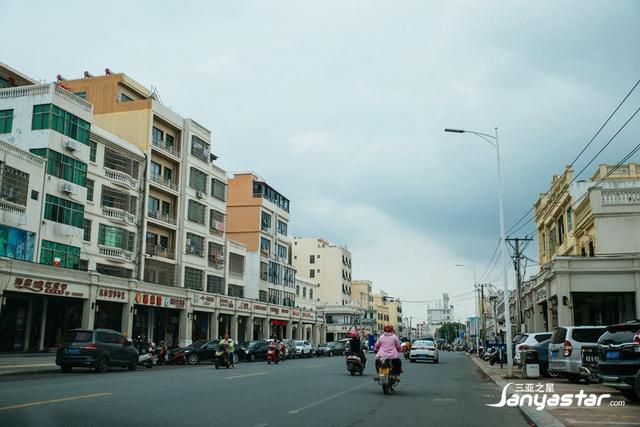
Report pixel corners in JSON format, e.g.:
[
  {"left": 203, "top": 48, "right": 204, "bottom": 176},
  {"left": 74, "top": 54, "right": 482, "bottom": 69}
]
[{"left": 0, "top": 352, "right": 528, "bottom": 427}]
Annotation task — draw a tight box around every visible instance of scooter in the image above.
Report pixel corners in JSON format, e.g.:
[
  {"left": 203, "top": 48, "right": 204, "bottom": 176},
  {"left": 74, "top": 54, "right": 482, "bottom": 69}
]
[
  {"left": 214, "top": 346, "right": 231, "bottom": 369},
  {"left": 403, "top": 348, "right": 410, "bottom": 360},
  {"left": 489, "top": 348, "right": 507, "bottom": 366},
  {"left": 375, "top": 359, "right": 398, "bottom": 395},
  {"left": 267, "top": 344, "right": 279, "bottom": 364},
  {"left": 346, "top": 353, "right": 365, "bottom": 376}
]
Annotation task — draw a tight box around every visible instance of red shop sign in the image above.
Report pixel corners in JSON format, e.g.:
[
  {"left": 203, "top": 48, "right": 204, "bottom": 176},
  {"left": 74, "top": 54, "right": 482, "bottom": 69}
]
[{"left": 271, "top": 319, "right": 288, "bottom": 326}]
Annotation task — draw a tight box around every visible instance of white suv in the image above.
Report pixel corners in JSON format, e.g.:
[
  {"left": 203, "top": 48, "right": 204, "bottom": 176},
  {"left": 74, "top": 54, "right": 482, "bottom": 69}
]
[
  {"left": 294, "top": 340, "right": 312, "bottom": 358},
  {"left": 514, "top": 332, "right": 552, "bottom": 365}
]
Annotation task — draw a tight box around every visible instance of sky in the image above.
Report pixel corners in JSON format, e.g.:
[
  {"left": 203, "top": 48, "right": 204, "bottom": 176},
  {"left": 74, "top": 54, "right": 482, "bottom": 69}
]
[{"left": 3, "top": 0, "right": 640, "bottom": 323}]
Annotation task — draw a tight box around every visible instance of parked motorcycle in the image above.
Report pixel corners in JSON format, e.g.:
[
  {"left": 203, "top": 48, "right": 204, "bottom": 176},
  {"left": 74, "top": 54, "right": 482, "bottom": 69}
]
[
  {"left": 156, "top": 342, "right": 169, "bottom": 365},
  {"left": 267, "top": 344, "right": 279, "bottom": 364},
  {"left": 375, "top": 359, "right": 398, "bottom": 394},
  {"left": 489, "top": 348, "right": 507, "bottom": 366},
  {"left": 214, "top": 345, "right": 231, "bottom": 369},
  {"left": 346, "top": 353, "right": 365, "bottom": 376}
]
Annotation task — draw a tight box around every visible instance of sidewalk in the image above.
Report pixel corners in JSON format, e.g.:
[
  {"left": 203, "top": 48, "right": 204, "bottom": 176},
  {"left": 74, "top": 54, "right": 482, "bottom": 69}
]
[
  {"left": 469, "top": 354, "right": 640, "bottom": 427},
  {"left": 0, "top": 353, "right": 57, "bottom": 375}
]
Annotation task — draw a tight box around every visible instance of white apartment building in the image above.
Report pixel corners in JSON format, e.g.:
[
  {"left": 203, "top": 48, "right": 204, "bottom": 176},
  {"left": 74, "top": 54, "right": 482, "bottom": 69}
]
[{"left": 295, "top": 276, "right": 319, "bottom": 311}]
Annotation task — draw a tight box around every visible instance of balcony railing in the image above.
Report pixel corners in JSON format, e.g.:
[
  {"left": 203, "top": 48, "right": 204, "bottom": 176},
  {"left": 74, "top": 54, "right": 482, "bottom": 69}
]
[
  {"left": 152, "top": 138, "right": 180, "bottom": 158},
  {"left": 99, "top": 245, "right": 133, "bottom": 262},
  {"left": 209, "top": 220, "right": 225, "bottom": 233},
  {"left": 102, "top": 206, "right": 137, "bottom": 226},
  {"left": 0, "top": 198, "right": 26, "bottom": 214},
  {"left": 208, "top": 251, "right": 225, "bottom": 269},
  {"left": 0, "top": 83, "right": 92, "bottom": 113},
  {"left": 145, "top": 243, "right": 175, "bottom": 259},
  {"left": 104, "top": 167, "right": 139, "bottom": 190},
  {"left": 191, "top": 146, "right": 209, "bottom": 162},
  {"left": 147, "top": 209, "right": 177, "bottom": 225},
  {"left": 602, "top": 189, "right": 640, "bottom": 205},
  {"left": 149, "top": 173, "right": 179, "bottom": 191}
]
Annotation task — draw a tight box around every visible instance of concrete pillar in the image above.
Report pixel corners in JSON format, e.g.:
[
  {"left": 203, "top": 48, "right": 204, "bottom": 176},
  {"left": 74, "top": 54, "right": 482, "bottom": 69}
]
[
  {"left": 230, "top": 313, "right": 238, "bottom": 341},
  {"left": 265, "top": 317, "right": 271, "bottom": 339},
  {"left": 532, "top": 303, "right": 545, "bottom": 332},
  {"left": 634, "top": 259, "right": 640, "bottom": 320},
  {"left": 247, "top": 315, "right": 254, "bottom": 341},
  {"left": 38, "top": 298, "right": 48, "bottom": 351},
  {"left": 178, "top": 307, "right": 192, "bottom": 348},
  {"left": 296, "top": 321, "right": 302, "bottom": 339},
  {"left": 211, "top": 309, "right": 219, "bottom": 339},
  {"left": 22, "top": 298, "right": 34, "bottom": 351},
  {"left": 121, "top": 295, "right": 134, "bottom": 339},
  {"left": 81, "top": 287, "right": 98, "bottom": 330},
  {"left": 286, "top": 321, "right": 293, "bottom": 339}
]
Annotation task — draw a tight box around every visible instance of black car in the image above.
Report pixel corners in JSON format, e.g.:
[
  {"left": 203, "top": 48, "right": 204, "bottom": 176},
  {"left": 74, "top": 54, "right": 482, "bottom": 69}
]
[
  {"left": 596, "top": 321, "right": 640, "bottom": 401},
  {"left": 56, "top": 329, "right": 138, "bottom": 373},
  {"left": 316, "top": 341, "right": 346, "bottom": 357},
  {"left": 170, "top": 340, "right": 240, "bottom": 365},
  {"left": 243, "top": 340, "right": 269, "bottom": 362}
]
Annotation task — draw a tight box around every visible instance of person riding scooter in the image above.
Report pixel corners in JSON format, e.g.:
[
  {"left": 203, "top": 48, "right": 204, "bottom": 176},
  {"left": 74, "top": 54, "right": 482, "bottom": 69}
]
[
  {"left": 346, "top": 330, "right": 367, "bottom": 369},
  {"left": 219, "top": 333, "right": 235, "bottom": 368},
  {"left": 402, "top": 339, "right": 411, "bottom": 359},
  {"left": 374, "top": 324, "right": 402, "bottom": 380}
]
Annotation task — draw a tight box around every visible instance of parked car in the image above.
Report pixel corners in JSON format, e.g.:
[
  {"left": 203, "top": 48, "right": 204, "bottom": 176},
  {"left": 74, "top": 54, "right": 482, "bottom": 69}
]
[
  {"left": 168, "top": 339, "right": 239, "bottom": 365},
  {"left": 294, "top": 340, "right": 313, "bottom": 358},
  {"left": 282, "top": 339, "right": 296, "bottom": 359},
  {"left": 243, "top": 340, "right": 270, "bottom": 362},
  {"left": 527, "top": 339, "right": 552, "bottom": 376},
  {"left": 56, "top": 329, "right": 138, "bottom": 373},
  {"left": 316, "top": 341, "right": 345, "bottom": 356},
  {"left": 409, "top": 339, "right": 439, "bottom": 363},
  {"left": 548, "top": 326, "right": 606, "bottom": 382},
  {"left": 596, "top": 321, "right": 640, "bottom": 401},
  {"left": 514, "top": 332, "right": 552, "bottom": 365}
]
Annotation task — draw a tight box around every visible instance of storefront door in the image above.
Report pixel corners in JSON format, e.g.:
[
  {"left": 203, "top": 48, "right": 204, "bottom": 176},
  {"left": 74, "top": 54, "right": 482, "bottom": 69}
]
[
  {"left": 94, "top": 301, "right": 124, "bottom": 332},
  {"left": 192, "top": 311, "right": 209, "bottom": 341}
]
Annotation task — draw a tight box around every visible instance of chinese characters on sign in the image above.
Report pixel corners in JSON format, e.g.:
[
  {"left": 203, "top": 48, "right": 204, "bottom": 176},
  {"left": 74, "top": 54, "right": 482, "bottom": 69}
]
[
  {"left": 13, "top": 277, "right": 86, "bottom": 298},
  {"left": 97, "top": 288, "right": 127, "bottom": 301},
  {"left": 134, "top": 292, "right": 186, "bottom": 309}
]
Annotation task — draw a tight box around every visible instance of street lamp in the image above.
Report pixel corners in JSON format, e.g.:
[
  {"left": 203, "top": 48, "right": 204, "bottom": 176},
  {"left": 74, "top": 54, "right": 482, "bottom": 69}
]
[
  {"left": 446, "top": 127, "right": 514, "bottom": 376},
  {"left": 455, "top": 264, "right": 479, "bottom": 352}
]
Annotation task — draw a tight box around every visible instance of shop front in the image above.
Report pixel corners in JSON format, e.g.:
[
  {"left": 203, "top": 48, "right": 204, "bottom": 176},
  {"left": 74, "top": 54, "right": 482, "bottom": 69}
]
[
  {"left": 94, "top": 287, "right": 128, "bottom": 332},
  {"left": 0, "top": 276, "right": 88, "bottom": 352},
  {"left": 192, "top": 292, "right": 216, "bottom": 341},
  {"left": 252, "top": 303, "right": 268, "bottom": 340},
  {"left": 132, "top": 291, "right": 186, "bottom": 348}
]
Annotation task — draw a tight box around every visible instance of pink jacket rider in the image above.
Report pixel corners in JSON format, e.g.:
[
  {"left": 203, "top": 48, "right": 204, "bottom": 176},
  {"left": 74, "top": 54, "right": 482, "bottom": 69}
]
[{"left": 374, "top": 332, "right": 402, "bottom": 360}]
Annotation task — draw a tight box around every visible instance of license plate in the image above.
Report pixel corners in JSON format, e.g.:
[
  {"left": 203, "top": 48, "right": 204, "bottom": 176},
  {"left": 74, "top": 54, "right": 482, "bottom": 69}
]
[
  {"left": 379, "top": 368, "right": 390, "bottom": 375},
  {"left": 67, "top": 348, "right": 80, "bottom": 354},
  {"left": 551, "top": 350, "right": 558, "bottom": 358},
  {"left": 606, "top": 351, "right": 620, "bottom": 360}
]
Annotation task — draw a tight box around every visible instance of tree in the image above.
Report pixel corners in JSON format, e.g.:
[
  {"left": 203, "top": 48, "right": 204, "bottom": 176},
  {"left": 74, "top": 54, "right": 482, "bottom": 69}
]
[{"left": 437, "top": 322, "right": 465, "bottom": 343}]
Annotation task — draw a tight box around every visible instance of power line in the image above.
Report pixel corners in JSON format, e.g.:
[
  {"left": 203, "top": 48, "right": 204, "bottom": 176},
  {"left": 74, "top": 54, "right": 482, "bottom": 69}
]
[{"left": 477, "top": 239, "right": 501, "bottom": 283}]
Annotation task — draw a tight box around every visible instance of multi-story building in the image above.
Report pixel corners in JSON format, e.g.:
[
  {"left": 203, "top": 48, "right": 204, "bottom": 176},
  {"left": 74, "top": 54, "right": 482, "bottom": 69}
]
[
  {"left": 295, "top": 276, "right": 318, "bottom": 311},
  {"left": 352, "top": 280, "right": 376, "bottom": 335},
  {"left": 292, "top": 237, "right": 352, "bottom": 306},
  {"left": 512, "top": 164, "right": 640, "bottom": 333}
]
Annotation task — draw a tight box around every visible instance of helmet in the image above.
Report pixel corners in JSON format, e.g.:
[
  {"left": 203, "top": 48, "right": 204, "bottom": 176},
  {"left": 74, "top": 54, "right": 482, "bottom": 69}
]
[
  {"left": 383, "top": 324, "right": 394, "bottom": 333},
  {"left": 347, "top": 330, "right": 358, "bottom": 338}
]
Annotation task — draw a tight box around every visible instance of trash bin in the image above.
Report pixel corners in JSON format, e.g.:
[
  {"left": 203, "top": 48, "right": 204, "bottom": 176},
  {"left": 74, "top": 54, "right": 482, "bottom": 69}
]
[{"left": 521, "top": 350, "right": 540, "bottom": 379}]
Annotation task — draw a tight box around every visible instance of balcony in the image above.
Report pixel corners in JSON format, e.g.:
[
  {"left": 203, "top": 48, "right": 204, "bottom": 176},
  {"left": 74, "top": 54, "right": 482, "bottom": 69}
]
[
  {"left": 208, "top": 250, "right": 225, "bottom": 270},
  {"left": 147, "top": 209, "right": 177, "bottom": 226},
  {"left": 145, "top": 243, "right": 175, "bottom": 260},
  {"left": 104, "top": 168, "right": 139, "bottom": 191},
  {"left": 149, "top": 173, "right": 179, "bottom": 192},
  {"left": 0, "top": 198, "right": 26, "bottom": 215},
  {"left": 152, "top": 138, "right": 180, "bottom": 158},
  {"left": 209, "top": 220, "right": 225, "bottom": 234},
  {"left": 102, "top": 206, "right": 137, "bottom": 226},
  {"left": 0, "top": 83, "right": 92, "bottom": 113},
  {"left": 98, "top": 245, "right": 133, "bottom": 262}
]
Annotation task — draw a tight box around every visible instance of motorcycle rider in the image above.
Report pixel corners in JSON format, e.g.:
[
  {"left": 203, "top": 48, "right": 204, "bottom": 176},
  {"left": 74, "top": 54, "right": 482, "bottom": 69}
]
[
  {"left": 219, "top": 333, "right": 235, "bottom": 368},
  {"left": 374, "top": 324, "right": 402, "bottom": 380},
  {"left": 402, "top": 339, "right": 412, "bottom": 357},
  {"left": 271, "top": 335, "right": 281, "bottom": 360},
  {"left": 347, "top": 330, "right": 367, "bottom": 368}
]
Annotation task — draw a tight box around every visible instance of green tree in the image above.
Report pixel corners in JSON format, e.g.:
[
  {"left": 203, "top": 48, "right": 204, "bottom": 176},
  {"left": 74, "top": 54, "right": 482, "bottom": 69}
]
[{"left": 437, "top": 322, "right": 465, "bottom": 343}]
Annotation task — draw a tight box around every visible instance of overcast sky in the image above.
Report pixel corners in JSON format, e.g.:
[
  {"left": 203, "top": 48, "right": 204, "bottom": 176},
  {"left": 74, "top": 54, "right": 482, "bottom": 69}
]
[{"left": 3, "top": 0, "right": 640, "bottom": 322}]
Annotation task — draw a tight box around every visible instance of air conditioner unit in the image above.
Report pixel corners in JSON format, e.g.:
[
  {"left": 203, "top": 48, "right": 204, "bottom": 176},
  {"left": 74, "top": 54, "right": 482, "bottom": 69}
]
[
  {"left": 63, "top": 139, "right": 80, "bottom": 151},
  {"left": 59, "top": 181, "right": 78, "bottom": 195},
  {"left": 196, "top": 190, "right": 204, "bottom": 199}
]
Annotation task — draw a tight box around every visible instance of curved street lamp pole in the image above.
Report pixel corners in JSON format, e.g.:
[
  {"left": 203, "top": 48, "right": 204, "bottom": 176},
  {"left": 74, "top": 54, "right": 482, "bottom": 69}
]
[{"left": 446, "top": 128, "right": 514, "bottom": 376}]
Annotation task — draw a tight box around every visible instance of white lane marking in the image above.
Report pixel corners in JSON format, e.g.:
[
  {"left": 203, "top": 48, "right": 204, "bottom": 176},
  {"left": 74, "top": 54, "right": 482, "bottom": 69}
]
[
  {"left": 288, "top": 382, "right": 370, "bottom": 415},
  {"left": 225, "top": 372, "right": 269, "bottom": 380},
  {"left": 565, "top": 421, "right": 640, "bottom": 426}
]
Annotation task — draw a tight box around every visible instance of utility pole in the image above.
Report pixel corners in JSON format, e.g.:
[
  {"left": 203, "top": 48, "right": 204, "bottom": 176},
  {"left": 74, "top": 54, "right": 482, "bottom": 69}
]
[
  {"left": 507, "top": 237, "right": 533, "bottom": 333},
  {"left": 480, "top": 284, "right": 485, "bottom": 347}
]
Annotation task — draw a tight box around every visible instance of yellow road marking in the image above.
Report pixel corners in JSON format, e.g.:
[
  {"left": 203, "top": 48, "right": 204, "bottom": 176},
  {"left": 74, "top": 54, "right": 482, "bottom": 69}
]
[
  {"left": 225, "top": 372, "right": 269, "bottom": 380},
  {"left": 0, "top": 364, "right": 56, "bottom": 369},
  {"left": 0, "top": 393, "right": 112, "bottom": 412}
]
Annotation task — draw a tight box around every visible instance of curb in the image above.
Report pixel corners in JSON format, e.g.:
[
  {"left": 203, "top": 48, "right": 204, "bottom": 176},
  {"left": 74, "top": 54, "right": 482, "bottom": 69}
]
[
  {"left": 0, "top": 368, "right": 59, "bottom": 377},
  {"left": 469, "top": 355, "right": 565, "bottom": 427}
]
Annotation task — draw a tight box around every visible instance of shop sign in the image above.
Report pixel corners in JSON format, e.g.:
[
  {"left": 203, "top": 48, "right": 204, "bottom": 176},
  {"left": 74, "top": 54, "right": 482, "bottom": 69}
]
[
  {"left": 193, "top": 293, "right": 215, "bottom": 307},
  {"left": 12, "top": 277, "right": 87, "bottom": 298},
  {"left": 253, "top": 304, "right": 267, "bottom": 312},
  {"left": 280, "top": 308, "right": 289, "bottom": 315},
  {"left": 238, "top": 301, "right": 251, "bottom": 311},
  {"left": 134, "top": 292, "right": 186, "bottom": 309},
  {"left": 271, "top": 319, "right": 288, "bottom": 326},
  {"left": 302, "top": 311, "right": 313, "bottom": 319},
  {"left": 219, "top": 297, "right": 234, "bottom": 309},
  {"left": 269, "top": 307, "right": 280, "bottom": 315},
  {"left": 97, "top": 287, "right": 128, "bottom": 302},
  {"left": 292, "top": 309, "right": 300, "bottom": 317}
]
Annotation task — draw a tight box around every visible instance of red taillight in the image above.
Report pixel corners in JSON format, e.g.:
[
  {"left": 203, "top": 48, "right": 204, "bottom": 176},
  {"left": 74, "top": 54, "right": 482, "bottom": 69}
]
[
  {"left": 634, "top": 330, "right": 640, "bottom": 352},
  {"left": 519, "top": 345, "right": 530, "bottom": 351},
  {"left": 82, "top": 343, "right": 97, "bottom": 351},
  {"left": 563, "top": 340, "right": 573, "bottom": 357}
]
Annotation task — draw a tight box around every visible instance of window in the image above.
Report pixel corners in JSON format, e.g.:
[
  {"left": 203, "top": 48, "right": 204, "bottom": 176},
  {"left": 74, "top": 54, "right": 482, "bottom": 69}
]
[
  {"left": 32, "top": 104, "right": 90, "bottom": 144},
  {"left": 163, "top": 167, "right": 172, "bottom": 182},
  {"left": 210, "top": 209, "right": 225, "bottom": 231},
  {"left": 104, "top": 147, "right": 139, "bottom": 178},
  {"left": 191, "top": 135, "right": 210, "bottom": 162},
  {"left": 277, "top": 220, "right": 287, "bottom": 236},
  {"left": 310, "top": 255, "right": 315, "bottom": 264},
  {"left": 31, "top": 190, "right": 39, "bottom": 201},
  {"left": 252, "top": 180, "right": 290, "bottom": 212},
  {"left": 184, "top": 267, "right": 203, "bottom": 290},
  {"left": 83, "top": 219, "right": 91, "bottom": 241},
  {"left": 44, "top": 194, "right": 84, "bottom": 228},
  {"left": 40, "top": 240, "right": 80, "bottom": 269},
  {"left": 152, "top": 127, "right": 164, "bottom": 143},
  {"left": 276, "top": 244, "right": 287, "bottom": 260},
  {"left": 260, "top": 237, "right": 270, "bottom": 255},
  {"left": 150, "top": 162, "right": 161, "bottom": 178},
  {"left": 0, "top": 224, "right": 36, "bottom": 261},
  {"left": 98, "top": 224, "right": 134, "bottom": 251},
  {"left": 73, "top": 92, "right": 87, "bottom": 100},
  {"left": 89, "top": 141, "right": 97, "bottom": 162},
  {"left": 207, "top": 275, "right": 224, "bottom": 294},
  {"left": 186, "top": 233, "right": 205, "bottom": 257},
  {"left": 119, "top": 93, "right": 133, "bottom": 102},
  {"left": 187, "top": 199, "right": 206, "bottom": 224},
  {"left": 160, "top": 236, "right": 169, "bottom": 250},
  {"left": 310, "top": 289, "right": 313, "bottom": 300},
  {"left": 0, "top": 162, "right": 29, "bottom": 206},
  {"left": 261, "top": 211, "right": 272, "bottom": 231},
  {"left": 588, "top": 241, "right": 594, "bottom": 257},
  {"left": 260, "top": 262, "right": 268, "bottom": 281},
  {"left": 0, "top": 109, "right": 13, "bottom": 133},
  {"left": 558, "top": 215, "right": 565, "bottom": 245},
  {"left": 85, "top": 179, "right": 94, "bottom": 202},
  {"left": 165, "top": 134, "right": 175, "bottom": 148},
  {"left": 303, "top": 287, "right": 307, "bottom": 298},
  {"left": 283, "top": 266, "right": 295, "bottom": 287},
  {"left": 309, "top": 269, "right": 315, "bottom": 278},
  {"left": 189, "top": 167, "right": 207, "bottom": 193},
  {"left": 296, "top": 285, "right": 300, "bottom": 296},
  {"left": 567, "top": 207, "right": 573, "bottom": 230},
  {"left": 102, "top": 187, "right": 137, "bottom": 214},
  {"left": 148, "top": 196, "right": 160, "bottom": 213},
  {"left": 228, "top": 284, "right": 244, "bottom": 298},
  {"left": 161, "top": 201, "right": 171, "bottom": 215},
  {"left": 30, "top": 148, "right": 87, "bottom": 186},
  {"left": 211, "top": 178, "right": 227, "bottom": 201}
]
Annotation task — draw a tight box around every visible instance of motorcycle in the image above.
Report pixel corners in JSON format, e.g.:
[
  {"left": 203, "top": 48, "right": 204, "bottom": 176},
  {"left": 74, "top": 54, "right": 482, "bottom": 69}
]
[
  {"left": 156, "top": 343, "right": 169, "bottom": 365},
  {"left": 403, "top": 348, "right": 410, "bottom": 360},
  {"left": 214, "top": 345, "right": 232, "bottom": 369},
  {"left": 267, "top": 344, "right": 279, "bottom": 364},
  {"left": 489, "top": 348, "right": 507, "bottom": 366},
  {"left": 346, "top": 353, "right": 365, "bottom": 376},
  {"left": 133, "top": 338, "right": 154, "bottom": 369},
  {"left": 375, "top": 359, "right": 398, "bottom": 394}
]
